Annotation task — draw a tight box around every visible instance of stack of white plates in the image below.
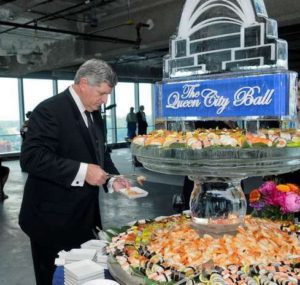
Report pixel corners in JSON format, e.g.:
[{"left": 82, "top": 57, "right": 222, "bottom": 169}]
[
  {"left": 64, "top": 260, "right": 105, "bottom": 285},
  {"left": 80, "top": 240, "right": 108, "bottom": 268},
  {"left": 65, "top": 249, "right": 98, "bottom": 264},
  {"left": 82, "top": 280, "right": 120, "bottom": 285},
  {"left": 95, "top": 255, "right": 108, "bottom": 269},
  {"left": 80, "top": 240, "right": 107, "bottom": 255}
]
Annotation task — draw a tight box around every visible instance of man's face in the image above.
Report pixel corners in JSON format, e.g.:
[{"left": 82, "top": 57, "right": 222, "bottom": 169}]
[{"left": 79, "top": 78, "right": 112, "bottom": 112}]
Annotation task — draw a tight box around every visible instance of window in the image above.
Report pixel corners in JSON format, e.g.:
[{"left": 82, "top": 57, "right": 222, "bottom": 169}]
[
  {"left": 104, "top": 95, "right": 113, "bottom": 144},
  {"left": 139, "top": 83, "right": 153, "bottom": 131},
  {"left": 115, "top": 83, "right": 135, "bottom": 142},
  {"left": 0, "top": 78, "right": 21, "bottom": 153},
  {"left": 23, "top": 79, "right": 54, "bottom": 115},
  {"left": 57, "top": 80, "right": 73, "bottom": 93},
  {"left": 0, "top": 77, "right": 155, "bottom": 155}
]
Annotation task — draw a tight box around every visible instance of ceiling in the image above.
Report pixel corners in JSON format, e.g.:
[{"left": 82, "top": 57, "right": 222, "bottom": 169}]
[{"left": 0, "top": 0, "right": 299, "bottom": 82}]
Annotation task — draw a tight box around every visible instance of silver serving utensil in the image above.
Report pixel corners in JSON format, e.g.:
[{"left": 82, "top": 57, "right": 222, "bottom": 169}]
[{"left": 106, "top": 173, "right": 146, "bottom": 185}]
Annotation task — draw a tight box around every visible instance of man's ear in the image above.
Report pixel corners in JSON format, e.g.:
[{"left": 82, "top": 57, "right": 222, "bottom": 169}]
[{"left": 79, "top": 77, "right": 89, "bottom": 92}]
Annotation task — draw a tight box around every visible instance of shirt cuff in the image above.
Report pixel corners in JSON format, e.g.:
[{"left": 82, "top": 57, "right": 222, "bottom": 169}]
[
  {"left": 107, "top": 177, "right": 116, "bottom": 193},
  {"left": 71, "top": 163, "right": 88, "bottom": 187}
]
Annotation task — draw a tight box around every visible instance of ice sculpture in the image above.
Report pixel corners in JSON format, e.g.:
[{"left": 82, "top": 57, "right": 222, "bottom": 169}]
[
  {"left": 136, "top": 0, "right": 300, "bottom": 234},
  {"left": 163, "top": 0, "right": 288, "bottom": 78}
]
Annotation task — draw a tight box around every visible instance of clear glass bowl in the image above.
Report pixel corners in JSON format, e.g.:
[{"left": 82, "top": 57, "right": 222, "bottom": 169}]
[
  {"left": 131, "top": 144, "right": 300, "bottom": 234},
  {"left": 189, "top": 178, "right": 247, "bottom": 234},
  {"left": 131, "top": 144, "right": 300, "bottom": 178}
]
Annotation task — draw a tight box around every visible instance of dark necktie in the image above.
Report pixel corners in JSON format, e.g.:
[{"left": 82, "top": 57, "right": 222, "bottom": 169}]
[
  {"left": 85, "top": 111, "right": 100, "bottom": 162},
  {"left": 85, "top": 111, "right": 97, "bottom": 142}
]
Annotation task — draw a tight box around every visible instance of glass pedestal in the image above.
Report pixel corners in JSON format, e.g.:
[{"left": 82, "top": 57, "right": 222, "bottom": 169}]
[{"left": 189, "top": 177, "right": 247, "bottom": 234}]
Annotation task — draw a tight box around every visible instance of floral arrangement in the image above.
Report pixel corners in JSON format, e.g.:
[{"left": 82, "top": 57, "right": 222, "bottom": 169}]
[{"left": 249, "top": 181, "right": 300, "bottom": 220}]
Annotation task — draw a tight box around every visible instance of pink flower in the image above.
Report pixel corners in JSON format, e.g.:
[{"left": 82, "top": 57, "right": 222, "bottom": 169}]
[
  {"left": 259, "top": 181, "right": 277, "bottom": 206},
  {"left": 259, "top": 181, "right": 276, "bottom": 195},
  {"left": 281, "top": 192, "right": 300, "bottom": 213},
  {"left": 271, "top": 190, "right": 286, "bottom": 207}
]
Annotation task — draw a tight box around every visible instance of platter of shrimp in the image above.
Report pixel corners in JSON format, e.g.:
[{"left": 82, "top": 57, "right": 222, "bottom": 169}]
[
  {"left": 131, "top": 129, "right": 300, "bottom": 178},
  {"left": 107, "top": 214, "right": 300, "bottom": 284},
  {"left": 132, "top": 128, "right": 300, "bottom": 149}
]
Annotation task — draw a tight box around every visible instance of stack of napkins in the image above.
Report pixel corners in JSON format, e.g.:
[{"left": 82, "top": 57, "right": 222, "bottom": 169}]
[
  {"left": 80, "top": 240, "right": 108, "bottom": 268},
  {"left": 64, "top": 260, "right": 104, "bottom": 285},
  {"left": 56, "top": 248, "right": 97, "bottom": 266}
]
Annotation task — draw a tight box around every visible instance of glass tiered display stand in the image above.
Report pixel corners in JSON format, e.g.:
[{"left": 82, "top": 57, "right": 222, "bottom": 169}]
[{"left": 132, "top": 138, "right": 300, "bottom": 234}]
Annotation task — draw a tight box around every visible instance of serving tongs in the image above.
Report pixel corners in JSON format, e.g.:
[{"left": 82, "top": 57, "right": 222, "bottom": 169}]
[
  {"left": 106, "top": 173, "right": 138, "bottom": 178},
  {"left": 106, "top": 173, "right": 146, "bottom": 185}
]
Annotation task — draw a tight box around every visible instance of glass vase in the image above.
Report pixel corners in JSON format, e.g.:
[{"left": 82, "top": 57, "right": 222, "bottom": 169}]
[{"left": 189, "top": 177, "right": 247, "bottom": 234}]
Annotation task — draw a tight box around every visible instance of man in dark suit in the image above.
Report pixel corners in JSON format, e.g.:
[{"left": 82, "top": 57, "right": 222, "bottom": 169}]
[
  {"left": 0, "top": 158, "right": 9, "bottom": 201},
  {"left": 19, "top": 59, "right": 130, "bottom": 285},
  {"left": 136, "top": 105, "right": 148, "bottom": 135}
]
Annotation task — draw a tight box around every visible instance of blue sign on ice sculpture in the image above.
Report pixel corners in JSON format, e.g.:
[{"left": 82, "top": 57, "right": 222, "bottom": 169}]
[{"left": 158, "top": 73, "right": 289, "bottom": 118}]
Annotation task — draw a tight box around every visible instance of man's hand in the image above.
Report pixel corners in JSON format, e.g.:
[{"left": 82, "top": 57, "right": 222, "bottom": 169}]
[
  {"left": 112, "top": 176, "right": 131, "bottom": 192},
  {"left": 85, "top": 164, "right": 108, "bottom": 186}
]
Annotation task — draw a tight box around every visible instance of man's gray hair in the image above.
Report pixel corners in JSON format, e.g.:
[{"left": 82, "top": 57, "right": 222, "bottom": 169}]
[{"left": 74, "top": 59, "right": 117, "bottom": 87}]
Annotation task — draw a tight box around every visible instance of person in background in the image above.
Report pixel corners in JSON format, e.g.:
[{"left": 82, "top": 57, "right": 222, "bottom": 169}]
[
  {"left": 0, "top": 158, "right": 9, "bottom": 201},
  {"left": 126, "top": 106, "right": 137, "bottom": 139},
  {"left": 20, "top": 111, "right": 32, "bottom": 140},
  {"left": 136, "top": 105, "right": 148, "bottom": 135},
  {"left": 19, "top": 59, "right": 130, "bottom": 285}
]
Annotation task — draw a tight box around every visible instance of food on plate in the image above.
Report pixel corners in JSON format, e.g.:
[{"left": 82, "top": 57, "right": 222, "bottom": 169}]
[
  {"left": 119, "top": 187, "right": 148, "bottom": 199},
  {"left": 107, "top": 215, "right": 300, "bottom": 284},
  {"left": 125, "top": 188, "right": 140, "bottom": 196},
  {"left": 136, "top": 175, "right": 146, "bottom": 185},
  {"left": 132, "top": 128, "right": 300, "bottom": 149}
]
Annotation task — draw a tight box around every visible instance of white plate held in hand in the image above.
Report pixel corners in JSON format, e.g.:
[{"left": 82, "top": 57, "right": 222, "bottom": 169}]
[{"left": 118, "top": 187, "right": 148, "bottom": 199}]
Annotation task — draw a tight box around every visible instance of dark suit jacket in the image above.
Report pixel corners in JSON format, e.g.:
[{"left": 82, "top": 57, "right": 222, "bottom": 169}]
[
  {"left": 19, "top": 89, "right": 119, "bottom": 247},
  {"left": 136, "top": 111, "right": 148, "bottom": 135}
]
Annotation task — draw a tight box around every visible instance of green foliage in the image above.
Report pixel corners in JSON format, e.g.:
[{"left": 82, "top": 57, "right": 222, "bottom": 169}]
[
  {"left": 168, "top": 142, "right": 187, "bottom": 148},
  {"left": 130, "top": 266, "right": 146, "bottom": 278},
  {"left": 251, "top": 142, "right": 269, "bottom": 148},
  {"left": 287, "top": 141, "right": 300, "bottom": 147},
  {"left": 144, "top": 278, "right": 176, "bottom": 285},
  {"left": 251, "top": 206, "right": 295, "bottom": 221},
  {"left": 241, "top": 141, "right": 251, "bottom": 148}
]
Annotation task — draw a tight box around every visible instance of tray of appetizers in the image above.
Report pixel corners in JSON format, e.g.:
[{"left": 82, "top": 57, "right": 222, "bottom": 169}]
[
  {"left": 106, "top": 214, "right": 300, "bottom": 285},
  {"left": 131, "top": 129, "right": 300, "bottom": 177}
]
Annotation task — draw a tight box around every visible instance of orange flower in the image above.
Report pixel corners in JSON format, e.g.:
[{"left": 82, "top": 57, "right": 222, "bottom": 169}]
[
  {"left": 276, "top": 184, "right": 291, "bottom": 193},
  {"left": 249, "top": 189, "right": 261, "bottom": 203},
  {"left": 286, "top": 183, "right": 300, "bottom": 194}
]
